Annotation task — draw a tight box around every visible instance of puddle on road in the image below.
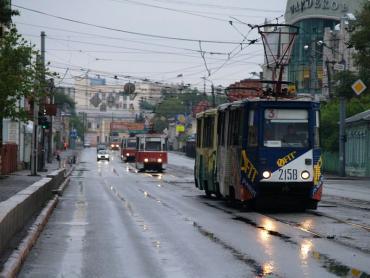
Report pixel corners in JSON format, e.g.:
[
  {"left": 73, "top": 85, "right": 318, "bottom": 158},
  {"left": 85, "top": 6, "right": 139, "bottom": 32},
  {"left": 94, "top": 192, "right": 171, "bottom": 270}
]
[
  {"left": 58, "top": 173, "right": 87, "bottom": 276},
  {"left": 202, "top": 201, "right": 234, "bottom": 215},
  {"left": 192, "top": 221, "right": 277, "bottom": 278},
  {"left": 76, "top": 168, "right": 90, "bottom": 172},
  {"left": 202, "top": 200, "right": 370, "bottom": 278},
  {"left": 105, "top": 181, "right": 136, "bottom": 218},
  {"left": 137, "top": 188, "right": 175, "bottom": 212},
  {"left": 233, "top": 216, "right": 294, "bottom": 244}
]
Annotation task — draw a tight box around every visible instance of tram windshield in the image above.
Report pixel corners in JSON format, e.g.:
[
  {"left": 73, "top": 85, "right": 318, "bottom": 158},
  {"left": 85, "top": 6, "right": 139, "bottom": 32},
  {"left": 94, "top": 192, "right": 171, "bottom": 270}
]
[
  {"left": 145, "top": 137, "right": 162, "bottom": 151},
  {"left": 264, "top": 109, "right": 309, "bottom": 148},
  {"left": 127, "top": 139, "right": 136, "bottom": 148}
]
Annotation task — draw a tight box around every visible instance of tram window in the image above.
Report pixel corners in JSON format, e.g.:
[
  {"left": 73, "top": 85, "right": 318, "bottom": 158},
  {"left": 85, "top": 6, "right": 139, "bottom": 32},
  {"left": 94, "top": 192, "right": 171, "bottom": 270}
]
[
  {"left": 264, "top": 109, "right": 309, "bottom": 148},
  {"left": 127, "top": 139, "right": 136, "bottom": 148},
  {"left": 196, "top": 118, "right": 202, "bottom": 148},
  {"left": 218, "top": 113, "right": 226, "bottom": 146},
  {"left": 145, "top": 138, "right": 161, "bottom": 151},
  {"left": 203, "top": 117, "right": 214, "bottom": 148},
  {"left": 247, "top": 110, "right": 258, "bottom": 147},
  {"left": 227, "top": 109, "right": 241, "bottom": 146},
  {"left": 315, "top": 111, "right": 320, "bottom": 147}
]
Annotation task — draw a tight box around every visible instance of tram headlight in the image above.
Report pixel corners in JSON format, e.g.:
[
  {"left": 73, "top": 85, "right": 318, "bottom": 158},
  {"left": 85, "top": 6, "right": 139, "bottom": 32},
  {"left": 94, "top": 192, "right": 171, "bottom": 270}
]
[
  {"left": 111, "top": 144, "right": 114, "bottom": 148},
  {"left": 144, "top": 158, "right": 149, "bottom": 163},
  {"left": 157, "top": 158, "right": 162, "bottom": 163},
  {"left": 262, "top": 171, "right": 271, "bottom": 179},
  {"left": 116, "top": 144, "right": 119, "bottom": 148},
  {"left": 126, "top": 153, "right": 130, "bottom": 156},
  {"left": 301, "top": 171, "right": 310, "bottom": 180}
]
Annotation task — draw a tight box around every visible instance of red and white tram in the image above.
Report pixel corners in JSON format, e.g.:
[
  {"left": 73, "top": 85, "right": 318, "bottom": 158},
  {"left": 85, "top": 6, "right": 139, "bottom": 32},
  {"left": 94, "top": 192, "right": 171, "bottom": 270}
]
[
  {"left": 121, "top": 137, "right": 137, "bottom": 162},
  {"left": 135, "top": 134, "right": 168, "bottom": 172}
]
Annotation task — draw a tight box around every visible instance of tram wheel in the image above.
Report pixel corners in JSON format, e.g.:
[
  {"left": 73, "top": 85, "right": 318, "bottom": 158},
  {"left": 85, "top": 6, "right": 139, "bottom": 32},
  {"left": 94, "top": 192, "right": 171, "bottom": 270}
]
[
  {"left": 215, "top": 183, "right": 222, "bottom": 199},
  {"left": 227, "top": 186, "right": 236, "bottom": 206}
]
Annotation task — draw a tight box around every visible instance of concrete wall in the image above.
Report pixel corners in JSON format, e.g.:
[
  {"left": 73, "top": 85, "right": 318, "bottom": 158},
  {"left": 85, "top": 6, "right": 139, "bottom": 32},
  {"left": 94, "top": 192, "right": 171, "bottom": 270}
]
[{"left": 0, "top": 169, "right": 66, "bottom": 257}]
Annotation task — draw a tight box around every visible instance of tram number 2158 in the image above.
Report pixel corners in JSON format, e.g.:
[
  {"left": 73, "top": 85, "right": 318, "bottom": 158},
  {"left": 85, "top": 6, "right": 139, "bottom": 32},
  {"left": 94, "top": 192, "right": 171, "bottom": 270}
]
[{"left": 278, "top": 169, "right": 298, "bottom": 180}]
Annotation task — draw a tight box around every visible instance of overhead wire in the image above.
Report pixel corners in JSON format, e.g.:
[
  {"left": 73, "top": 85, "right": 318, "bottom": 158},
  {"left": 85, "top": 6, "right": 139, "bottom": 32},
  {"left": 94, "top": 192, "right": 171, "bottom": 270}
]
[
  {"left": 13, "top": 5, "right": 256, "bottom": 45},
  {"left": 107, "top": 0, "right": 229, "bottom": 23},
  {"left": 144, "top": 0, "right": 284, "bottom": 13},
  {"left": 15, "top": 22, "right": 230, "bottom": 55},
  {"left": 22, "top": 33, "right": 233, "bottom": 61},
  {"left": 14, "top": 4, "right": 285, "bottom": 88}
]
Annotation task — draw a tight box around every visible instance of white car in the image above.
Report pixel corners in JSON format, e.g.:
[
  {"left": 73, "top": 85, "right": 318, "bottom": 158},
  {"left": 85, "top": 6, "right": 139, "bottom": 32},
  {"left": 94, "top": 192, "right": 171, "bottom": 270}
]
[{"left": 97, "top": 150, "right": 110, "bottom": 161}]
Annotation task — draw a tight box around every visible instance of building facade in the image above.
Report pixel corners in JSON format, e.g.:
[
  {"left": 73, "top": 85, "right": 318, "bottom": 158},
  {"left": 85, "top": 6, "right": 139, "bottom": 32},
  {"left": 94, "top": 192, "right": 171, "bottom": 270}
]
[
  {"left": 285, "top": 0, "right": 364, "bottom": 98},
  {"left": 72, "top": 76, "right": 175, "bottom": 144},
  {"left": 345, "top": 110, "right": 370, "bottom": 177}
]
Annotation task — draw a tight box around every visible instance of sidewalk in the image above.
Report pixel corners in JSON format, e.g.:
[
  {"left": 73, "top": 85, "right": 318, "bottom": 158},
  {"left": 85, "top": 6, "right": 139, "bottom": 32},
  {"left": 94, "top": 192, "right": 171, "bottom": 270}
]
[
  {"left": 324, "top": 173, "right": 370, "bottom": 181},
  {"left": 0, "top": 149, "right": 78, "bottom": 203}
]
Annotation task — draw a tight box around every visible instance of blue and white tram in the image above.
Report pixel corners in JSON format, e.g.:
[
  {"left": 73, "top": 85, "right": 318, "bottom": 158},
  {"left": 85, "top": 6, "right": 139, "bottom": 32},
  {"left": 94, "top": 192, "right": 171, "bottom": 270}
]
[{"left": 215, "top": 99, "right": 322, "bottom": 209}]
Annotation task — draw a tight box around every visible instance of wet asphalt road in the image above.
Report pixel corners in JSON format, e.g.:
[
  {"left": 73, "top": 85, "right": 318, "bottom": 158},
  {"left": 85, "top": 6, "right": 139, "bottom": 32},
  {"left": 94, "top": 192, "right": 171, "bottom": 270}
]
[{"left": 19, "top": 149, "right": 370, "bottom": 278}]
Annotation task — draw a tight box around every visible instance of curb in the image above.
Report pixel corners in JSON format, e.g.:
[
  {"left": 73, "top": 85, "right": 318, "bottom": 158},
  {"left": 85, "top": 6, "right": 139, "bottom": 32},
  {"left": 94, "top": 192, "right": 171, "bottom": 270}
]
[
  {"left": 52, "top": 176, "right": 71, "bottom": 196},
  {"left": 0, "top": 156, "right": 77, "bottom": 277},
  {"left": 0, "top": 196, "right": 59, "bottom": 278},
  {"left": 0, "top": 163, "right": 76, "bottom": 277}
]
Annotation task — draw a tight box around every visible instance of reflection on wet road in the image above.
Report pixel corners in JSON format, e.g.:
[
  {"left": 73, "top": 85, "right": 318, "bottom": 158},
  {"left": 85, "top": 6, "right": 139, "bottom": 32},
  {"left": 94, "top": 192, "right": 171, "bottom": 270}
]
[{"left": 19, "top": 149, "right": 370, "bottom": 278}]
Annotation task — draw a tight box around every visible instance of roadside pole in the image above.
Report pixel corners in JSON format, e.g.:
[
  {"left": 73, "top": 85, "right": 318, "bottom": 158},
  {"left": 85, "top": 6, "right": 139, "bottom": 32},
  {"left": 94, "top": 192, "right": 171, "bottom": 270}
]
[
  {"left": 30, "top": 56, "right": 40, "bottom": 176},
  {"left": 39, "top": 31, "right": 46, "bottom": 171},
  {"left": 339, "top": 96, "right": 346, "bottom": 177},
  {"left": 211, "top": 84, "right": 216, "bottom": 108},
  {"left": 47, "top": 79, "right": 54, "bottom": 163}
]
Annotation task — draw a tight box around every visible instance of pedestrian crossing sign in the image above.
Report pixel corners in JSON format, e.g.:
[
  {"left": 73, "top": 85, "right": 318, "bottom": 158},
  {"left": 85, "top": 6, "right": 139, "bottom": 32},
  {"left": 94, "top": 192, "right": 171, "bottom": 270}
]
[{"left": 352, "top": 79, "right": 367, "bottom": 96}]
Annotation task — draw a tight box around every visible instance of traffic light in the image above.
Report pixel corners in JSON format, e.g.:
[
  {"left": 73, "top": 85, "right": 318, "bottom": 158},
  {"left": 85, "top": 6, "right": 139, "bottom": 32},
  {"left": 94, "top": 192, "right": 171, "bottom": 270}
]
[{"left": 38, "top": 116, "right": 50, "bottom": 129}]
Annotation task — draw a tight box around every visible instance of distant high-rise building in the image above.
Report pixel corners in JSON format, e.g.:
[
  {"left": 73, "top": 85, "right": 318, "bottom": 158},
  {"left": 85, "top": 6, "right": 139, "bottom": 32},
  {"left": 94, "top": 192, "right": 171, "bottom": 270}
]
[{"left": 284, "top": 0, "right": 364, "bottom": 98}]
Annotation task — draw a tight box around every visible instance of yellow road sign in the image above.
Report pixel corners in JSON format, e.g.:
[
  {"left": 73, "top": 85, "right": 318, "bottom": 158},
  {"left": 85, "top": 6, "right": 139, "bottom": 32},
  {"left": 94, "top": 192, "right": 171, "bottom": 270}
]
[{"left": 352, "top": 79, "right": 367, "bottom": 96}]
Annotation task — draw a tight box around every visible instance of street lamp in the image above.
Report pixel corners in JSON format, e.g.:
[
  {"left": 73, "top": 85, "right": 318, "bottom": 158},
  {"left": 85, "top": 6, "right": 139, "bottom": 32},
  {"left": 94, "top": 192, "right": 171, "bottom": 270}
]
[{"left": 303, "top": 43, "right": 318, "bottom": 99}]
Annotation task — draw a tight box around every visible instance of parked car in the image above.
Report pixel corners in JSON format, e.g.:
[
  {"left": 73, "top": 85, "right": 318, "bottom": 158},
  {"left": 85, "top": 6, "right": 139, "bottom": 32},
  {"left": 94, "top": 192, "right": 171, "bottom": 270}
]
[{"left": 97, "top": 150, "right": 110, "bottom": 161}]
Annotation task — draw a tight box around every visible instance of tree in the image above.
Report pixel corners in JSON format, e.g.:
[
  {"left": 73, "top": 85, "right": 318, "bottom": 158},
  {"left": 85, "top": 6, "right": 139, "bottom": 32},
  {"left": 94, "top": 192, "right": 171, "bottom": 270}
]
[
  {"left": 320, "top": 3, "right": 370, "bottom": 153},
  {"left": 0, "top": 26, "right": 49, "bottom": 146},
  {"left": 350, "top": 3, "right": 370, "bottom": 69},
  {"left": 349, "top": 2, "right": 370, "bottom": 94},
  {"left": 54, "top": 90, "right": 76, "bottom": 112},
  {"left": 150, "top": 89, "right": 226, "bottom": 133},
  {"left": 0, "top": 0, "right": 18, "bottom": 30}
]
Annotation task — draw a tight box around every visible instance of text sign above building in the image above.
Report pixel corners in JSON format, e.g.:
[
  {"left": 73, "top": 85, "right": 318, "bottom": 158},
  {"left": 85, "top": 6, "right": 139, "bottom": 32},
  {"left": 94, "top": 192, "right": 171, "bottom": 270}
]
[
  {"left": 285, "top": 0, "right": 364, "bottom": 24},
  {"left": 290, "top": 0, "right": 348, "bottom": 15},
  {"left": 352, "top": 79, "right": 367, "bottom": 96}
]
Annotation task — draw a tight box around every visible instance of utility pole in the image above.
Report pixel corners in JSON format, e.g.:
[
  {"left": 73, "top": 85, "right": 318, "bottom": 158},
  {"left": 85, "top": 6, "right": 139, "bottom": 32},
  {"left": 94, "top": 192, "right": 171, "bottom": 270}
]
[
  {"left": 30, "top": 55, "right": 40, "bottom": 176},
  {"left": 339, "top": 96, "right": 346, "bottom": 176},
  {"left": 202, "top": 77, "right": 206, "bottom": 96},
  {"left": 211, "top": 84, "right": 216, "bottom": 108},
  {"left": 47, "top": 78, "right": 54, "bottom": 163},
  {"left": 39, "top": 31, "right": 46, "bottom": 171},
  {"left": 82, "top": 112, "right": 86, "bottom": 145}
]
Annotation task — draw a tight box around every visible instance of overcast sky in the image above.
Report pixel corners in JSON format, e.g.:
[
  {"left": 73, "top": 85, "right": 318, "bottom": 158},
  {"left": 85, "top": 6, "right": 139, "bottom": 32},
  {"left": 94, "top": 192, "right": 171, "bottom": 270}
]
[{"left": 12, "top": 0, "right": 287, "bottom": 91}]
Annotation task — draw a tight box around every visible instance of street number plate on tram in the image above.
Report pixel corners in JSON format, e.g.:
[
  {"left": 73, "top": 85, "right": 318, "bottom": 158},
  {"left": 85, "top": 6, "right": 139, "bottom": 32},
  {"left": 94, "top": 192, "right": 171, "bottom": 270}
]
[{"left": 278, "top": 169, "right": 298, "bottom": 180}]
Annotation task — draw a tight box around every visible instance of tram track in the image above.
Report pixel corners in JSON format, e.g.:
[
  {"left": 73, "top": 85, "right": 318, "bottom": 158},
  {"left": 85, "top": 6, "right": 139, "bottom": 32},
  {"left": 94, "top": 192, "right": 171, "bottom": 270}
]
[
  {"left": 306, "top": 210, "right": 370, "bottom": 232},
  {"left": 265, "top": 212, "right": 370, "bottom": 255},
  {"left": 114, "top": 152, "right": 370, "bottom": 255},
  {"left": 110, "top": 154, "right": 370, "bottom": 277},
  {"left": 200, "top": 199, "right": 370, "bottom": 254},
  {"left": 321, "top": 197, "right": 370, "bottom": 212}
]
